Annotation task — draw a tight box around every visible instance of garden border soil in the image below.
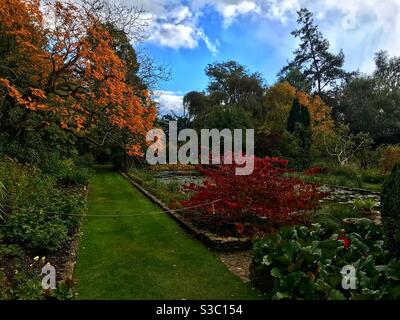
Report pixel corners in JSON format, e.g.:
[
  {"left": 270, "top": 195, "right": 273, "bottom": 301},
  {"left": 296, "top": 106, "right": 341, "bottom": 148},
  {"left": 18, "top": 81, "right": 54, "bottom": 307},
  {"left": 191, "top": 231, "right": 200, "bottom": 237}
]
[
  {"left": 121, "top": 172, "right": 252, "bottom": 252},
  {"left": 59, "top": 186, "right": 89, "bottom": 281}
]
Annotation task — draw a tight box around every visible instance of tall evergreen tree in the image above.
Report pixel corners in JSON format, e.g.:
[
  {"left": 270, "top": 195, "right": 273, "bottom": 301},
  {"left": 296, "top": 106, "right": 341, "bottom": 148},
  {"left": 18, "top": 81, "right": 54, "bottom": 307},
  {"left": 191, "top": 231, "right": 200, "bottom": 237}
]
[
  {"left": 287, "top": 98, "right": 312, "bottom": 163},
  {"left": 279, "top": 8, "right": 348, "bottom": 95},
  {"left": 287, "top": 99, "right": 310, "bottom": 133}
]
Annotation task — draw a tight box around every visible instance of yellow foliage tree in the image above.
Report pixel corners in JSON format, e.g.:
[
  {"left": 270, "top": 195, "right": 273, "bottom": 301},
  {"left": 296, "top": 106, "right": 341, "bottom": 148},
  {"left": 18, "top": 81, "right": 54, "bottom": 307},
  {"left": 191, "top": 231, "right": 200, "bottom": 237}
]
[
  {"left": 306, "top": 95, "right": 335, "bottom": 136},
  {"left": 380, "top": 145, "right": 400, "bottom": 173},
  {"left": 260, "top": 81, "right": 296, "bottom": 135}
]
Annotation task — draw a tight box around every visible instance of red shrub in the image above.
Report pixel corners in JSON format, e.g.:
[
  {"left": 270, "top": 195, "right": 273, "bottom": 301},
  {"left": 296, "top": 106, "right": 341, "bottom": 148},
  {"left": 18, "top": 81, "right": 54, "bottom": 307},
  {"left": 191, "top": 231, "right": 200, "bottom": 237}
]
[
  {"left": 303, "top": 166, "right": 329, "bottom": 176},
  {"left": 182, "top": 157, "right": 326, "bottom": 237}
]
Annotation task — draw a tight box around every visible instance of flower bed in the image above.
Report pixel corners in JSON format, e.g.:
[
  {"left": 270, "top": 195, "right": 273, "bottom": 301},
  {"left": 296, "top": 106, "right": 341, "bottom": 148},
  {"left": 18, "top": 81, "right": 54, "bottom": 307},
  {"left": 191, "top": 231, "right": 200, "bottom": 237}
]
[{"left": 0, "top": 158, "right": 87, "bottom": 299}]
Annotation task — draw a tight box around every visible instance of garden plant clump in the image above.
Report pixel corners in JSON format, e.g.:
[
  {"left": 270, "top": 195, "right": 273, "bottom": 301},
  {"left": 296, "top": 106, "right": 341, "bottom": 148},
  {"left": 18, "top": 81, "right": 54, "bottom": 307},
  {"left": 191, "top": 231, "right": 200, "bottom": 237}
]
[
  {"left": 250, "top": 162, "right": 400, "bottom": 300},
  {"left": 182, "top": 157, "right": 327, "bottom": 237},
  {"left": 0, "top": 158, "right": 87, "bottom": 299},
  {"left": 250, "top": 221, "right": 400, "bottom": 300}
]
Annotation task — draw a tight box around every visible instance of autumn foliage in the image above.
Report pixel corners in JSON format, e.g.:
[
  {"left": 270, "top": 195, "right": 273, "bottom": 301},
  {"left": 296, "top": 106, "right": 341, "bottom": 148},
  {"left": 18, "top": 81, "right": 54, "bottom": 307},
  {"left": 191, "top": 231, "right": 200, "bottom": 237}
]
[
  {"left": 182, "top": 157, "right": 326, "bottom": 237},
  {"left": 379, "top": 145, "right": 400, "bottom": 173},
  {"left": 0, "top": 0, "right": 156, "bottom": 157},
  {"left": 296, "top": 91, "right": 334, "bottom": 137},
  {"left": 303, "top": 166, "right": 329, "bottom": 176}
]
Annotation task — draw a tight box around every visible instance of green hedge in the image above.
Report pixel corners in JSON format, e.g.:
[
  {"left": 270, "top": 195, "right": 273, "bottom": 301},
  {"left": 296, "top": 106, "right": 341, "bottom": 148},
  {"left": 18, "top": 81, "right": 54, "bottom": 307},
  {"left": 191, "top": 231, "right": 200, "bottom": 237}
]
[{"left": 381, "top": 163, "right": 400, "bottom": 259}]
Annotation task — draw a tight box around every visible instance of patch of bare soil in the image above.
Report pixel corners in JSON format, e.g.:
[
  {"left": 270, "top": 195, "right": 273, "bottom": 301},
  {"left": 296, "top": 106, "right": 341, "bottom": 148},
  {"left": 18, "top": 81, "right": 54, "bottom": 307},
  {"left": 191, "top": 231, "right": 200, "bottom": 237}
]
[{"left": 218, "top": 250, "right": 252, "bottom": 282}]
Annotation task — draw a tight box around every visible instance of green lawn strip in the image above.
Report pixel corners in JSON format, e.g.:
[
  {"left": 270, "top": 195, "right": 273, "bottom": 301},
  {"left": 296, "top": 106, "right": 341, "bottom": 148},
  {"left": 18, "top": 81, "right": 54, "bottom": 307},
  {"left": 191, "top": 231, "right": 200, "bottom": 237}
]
[{"left": 74, "top": 169, "right": 260, "bottom": 299}]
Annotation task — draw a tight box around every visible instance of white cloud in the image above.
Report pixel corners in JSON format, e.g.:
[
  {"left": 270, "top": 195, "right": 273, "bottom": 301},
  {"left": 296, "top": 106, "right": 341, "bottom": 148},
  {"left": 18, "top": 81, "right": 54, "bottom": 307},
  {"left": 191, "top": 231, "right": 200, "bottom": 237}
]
[
  {"left": 153, "top": 90, "right": 184, "bottom": 115},
  {"left": 141, "top": 3, "right": 219, "bottom": 55},
  {"left": 190, "top": 0, "right": 400, "bottom": 73},
  {"left": 216, "top": 1, "right": 261, "bottom": 27},
  {"left": 127, "top": 0, "right": 400, "bottom": 77},
  {"left": 264, "top": 0, "right": 299, "bottom": 24},
  {"left": 191, "top": 0, "right": 298, "bottom": 26},
  {"left": 301, "top": 0, "right": 400, "bottom": 73},
  {"left": 151, "top": 23, "right": 198, "bottom": 49}
]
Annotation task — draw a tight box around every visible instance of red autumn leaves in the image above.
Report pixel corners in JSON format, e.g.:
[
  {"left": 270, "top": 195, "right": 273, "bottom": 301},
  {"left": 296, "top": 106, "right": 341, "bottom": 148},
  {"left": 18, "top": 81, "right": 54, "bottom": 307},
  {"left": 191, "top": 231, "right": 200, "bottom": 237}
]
[{"left": 182, "top": 157, "right": 327, "bottom": 236}]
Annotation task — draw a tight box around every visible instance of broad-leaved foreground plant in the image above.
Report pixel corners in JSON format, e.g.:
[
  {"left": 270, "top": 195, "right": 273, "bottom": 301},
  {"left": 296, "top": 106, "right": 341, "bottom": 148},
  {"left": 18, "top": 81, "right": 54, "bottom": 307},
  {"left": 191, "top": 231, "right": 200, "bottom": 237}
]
[{"left": 251, "top": 221, "right": 400, "bottom": 300}]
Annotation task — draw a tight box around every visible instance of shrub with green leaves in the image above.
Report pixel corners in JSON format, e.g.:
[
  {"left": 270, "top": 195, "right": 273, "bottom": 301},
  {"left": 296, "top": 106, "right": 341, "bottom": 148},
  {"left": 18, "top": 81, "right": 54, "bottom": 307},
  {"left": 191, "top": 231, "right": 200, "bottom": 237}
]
[
  {"left": 251, "top": 221, "right": 400, "bottom": 300},
  {"left": 0, "top": 158, "right": 86, "bottom": 253},
  {"left": 40, "top": 155, "right": 91, "bottom": 186},
  {"left": 381, "top": 163, "right": 400, "bottom": 259},
  {"left": 353, "top": 198, "right": 379, "bottom": 213},
  {"left": 361, "top": 168, "right": 386, "bottom": 184},
  {"left": 3, "top": 211, "right": 69, "bottom": 253}
]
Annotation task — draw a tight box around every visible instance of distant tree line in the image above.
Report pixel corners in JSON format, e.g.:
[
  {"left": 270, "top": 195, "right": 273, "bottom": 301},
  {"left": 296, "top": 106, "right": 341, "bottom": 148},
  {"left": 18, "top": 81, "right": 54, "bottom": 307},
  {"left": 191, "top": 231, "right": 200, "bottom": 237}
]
[{"left": 164, "top": 8, "right": 400, "bottom": 168}]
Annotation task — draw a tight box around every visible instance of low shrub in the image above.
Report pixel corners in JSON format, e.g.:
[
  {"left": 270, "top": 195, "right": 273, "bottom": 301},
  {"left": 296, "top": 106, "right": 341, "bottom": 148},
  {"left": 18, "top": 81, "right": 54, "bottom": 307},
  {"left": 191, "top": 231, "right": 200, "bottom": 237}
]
[
  {"left": 129, "top": 168, "right": 189, "bottom": 206},
  {"left": 251, "top": 221, "right": 400, "bottom": 300},
  {"left": 361, "top": 168, "right": 386, "bottom": 184},
  {"left": 303, "top": 166, "right": 329, "bottom": 176},
  {"left": 39, "top": 155, "right": 91, "bottom": 186},
  {"left": 182, "top": 157, "right": 326, "bottom": 237},
  {"left": 40, "top": 156, "right": 74, "bottom": 180},
  {"left": 329, "top": 164, "right": 360, "bottom": 180},
  {"left": 46, "top": 188, "right": 86, "bottom": 231},
  {"left": 0, "top": 158, "right": 86, "bottom": 253},
  {"left": 0, "top": 158, "right": 55, "bottom": 209},
  {"left": 312, "top": 204, "right": 362, "bottom": 229},
  {"left": 353, "top": 198, "right": 379, "bottom": 213},
  {"left": 3, "top": 211, "right": 69, "bottom": 253},
  {"left": 379, "top": 145, "right": 400, "bottom": 173},
  {"left": 60, "top": 167, "right": 91, "bottom": 186}
]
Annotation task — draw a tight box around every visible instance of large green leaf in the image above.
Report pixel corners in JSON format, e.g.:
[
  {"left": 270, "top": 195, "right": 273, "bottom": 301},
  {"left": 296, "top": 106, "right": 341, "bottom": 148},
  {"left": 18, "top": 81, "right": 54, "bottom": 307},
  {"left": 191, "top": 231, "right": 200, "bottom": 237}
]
[
  {"left": 387, "top": 260, "right": 400, "bottom": 281},
  {"left": 271, "top": 267, "right": 283, "bottom": 278},
  {"left": 299, "top": 277, "right": 316, "bottom": 297},
  {"left": 327, "top": 289, "right": 346, "bottom": 300},
  {"left": 279, "top": 271, "right": 304, "bottom": 292},
  {"left": 316, "top": 279, "right": 331, "bottom": 292},
  {"left": 272, "top": 291, "right": 292, "bottom": 300},
  {"left": 282, "top": 240, "right": 301, "bottom": 259}
]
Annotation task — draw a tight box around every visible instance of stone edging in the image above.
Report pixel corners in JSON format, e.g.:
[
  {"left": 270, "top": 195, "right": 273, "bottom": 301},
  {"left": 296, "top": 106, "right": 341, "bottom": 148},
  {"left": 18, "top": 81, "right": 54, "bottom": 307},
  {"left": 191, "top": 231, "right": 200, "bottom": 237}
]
[
  {"left": 120, "top": 172, "right": 252, "bottom": 252},
  {"left": 59, "top": 186, "right": 89, "bottom": 281}
]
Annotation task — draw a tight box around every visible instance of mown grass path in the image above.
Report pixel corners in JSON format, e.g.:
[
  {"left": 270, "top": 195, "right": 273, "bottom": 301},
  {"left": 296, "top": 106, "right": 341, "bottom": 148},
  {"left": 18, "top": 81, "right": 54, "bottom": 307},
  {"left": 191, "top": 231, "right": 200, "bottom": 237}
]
[{"left": 74, "top": 169, "right": 260, "bottom": 299}]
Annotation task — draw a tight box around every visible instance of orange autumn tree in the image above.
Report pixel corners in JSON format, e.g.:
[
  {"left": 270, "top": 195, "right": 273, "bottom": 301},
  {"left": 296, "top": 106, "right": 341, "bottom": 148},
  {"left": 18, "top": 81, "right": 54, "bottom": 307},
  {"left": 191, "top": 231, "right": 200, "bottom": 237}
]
[
  {"left": 256, "top": 81, "right": 334, "bottom": 156},
  {"left": 0, "top": 0, "right": 156, "bottom": 159},
  {"left": 296, "top": 91, "right": 334, "bottom": 137},
  {"left": 260, "top": 81, "right": 334, "bottom": 139},
  {"left": 0, "top": 0, "right": 50, "bottom": 110}
]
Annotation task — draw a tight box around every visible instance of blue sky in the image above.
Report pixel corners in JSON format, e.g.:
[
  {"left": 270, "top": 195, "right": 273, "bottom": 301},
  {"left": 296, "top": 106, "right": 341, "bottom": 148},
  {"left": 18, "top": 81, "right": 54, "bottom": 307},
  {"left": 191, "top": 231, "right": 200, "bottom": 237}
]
[{"left": 128, "top": 0, "right": 400, "bottom": 115}]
